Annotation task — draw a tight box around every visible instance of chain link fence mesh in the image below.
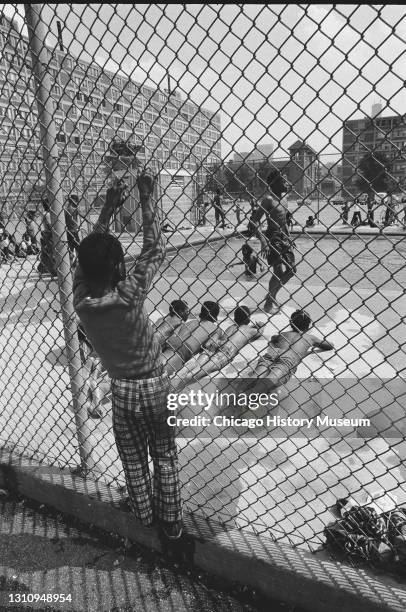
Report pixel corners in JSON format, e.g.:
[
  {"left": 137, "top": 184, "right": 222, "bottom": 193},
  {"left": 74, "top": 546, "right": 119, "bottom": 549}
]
[{"left": 0, "top": 3, "right": 406, "bottom": 556}]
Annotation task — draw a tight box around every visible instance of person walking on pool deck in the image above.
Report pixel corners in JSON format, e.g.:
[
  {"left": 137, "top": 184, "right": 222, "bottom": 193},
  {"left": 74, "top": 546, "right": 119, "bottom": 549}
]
[
  {"left": 241, "top": 309, "right": 334, "bottom": 393},
  {"left": 73, "top": 170, "right": 183, "bottom": 541},
  {"left": 247, "top": 169, "right": 296, "bottom": 314},
  {"left": 212, "top": 189, "right": 226, "bottom": 228},
  {"left": 153, "top": 299, "right": 190, "bottom": 347},
  {"left": 37, "top": 197, "right": 57, "bottom": 276},
  {"left": 351, "top": 199, "right": 362, "bottom": 226}
]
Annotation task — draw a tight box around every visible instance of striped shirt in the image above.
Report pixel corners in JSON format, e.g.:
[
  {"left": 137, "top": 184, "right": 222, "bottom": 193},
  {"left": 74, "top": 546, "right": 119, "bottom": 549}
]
[{"left": 73, "top": 197, "right": 165, "bottom": 380}]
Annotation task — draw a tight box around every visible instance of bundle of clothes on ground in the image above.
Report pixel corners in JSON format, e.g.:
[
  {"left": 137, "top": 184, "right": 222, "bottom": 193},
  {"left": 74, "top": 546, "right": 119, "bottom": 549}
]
[{"left": 324, "top": 496, "right": 406, "bottom": 571}]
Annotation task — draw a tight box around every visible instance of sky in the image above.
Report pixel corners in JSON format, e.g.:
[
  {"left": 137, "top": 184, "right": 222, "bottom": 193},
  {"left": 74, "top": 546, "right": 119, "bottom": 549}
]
[{"left": 4, "top": 3, "right": 406, "bottom": 162}]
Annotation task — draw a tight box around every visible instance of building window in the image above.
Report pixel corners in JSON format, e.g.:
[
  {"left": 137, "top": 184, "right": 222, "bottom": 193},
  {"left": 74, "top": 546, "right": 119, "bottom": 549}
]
[
  {"left": 88, "top": 66, "right": 99, "bottom": 78},
  {"left": 49, "top": 67, "right": 59, "bottom": 80},
  {"left": 56, "top": 133, "right": 66, "bottom": 143},
  {"left": 17, "top": 109, "right": 29, "bottom": 121},
  {"left": 114, "top": 103, "right": 123, "bottom": 112}
]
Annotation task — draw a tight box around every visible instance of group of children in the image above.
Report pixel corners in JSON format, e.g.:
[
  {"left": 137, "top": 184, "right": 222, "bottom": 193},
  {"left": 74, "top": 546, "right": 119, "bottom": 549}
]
[
  {"left": 78, "top": 295, "right": 334, "bottom": 418},
  {"left": 156, "top": 299, "right": 334, "bottom": 393},
  {"left": 0, "top": 214, "right": 39, "bottom": 264}
]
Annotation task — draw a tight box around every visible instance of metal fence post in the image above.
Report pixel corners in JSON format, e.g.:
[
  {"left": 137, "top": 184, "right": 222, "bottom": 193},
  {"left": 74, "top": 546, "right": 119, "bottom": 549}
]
[{"left": 24, "top": 3, "right": 94, "bottom": 472}]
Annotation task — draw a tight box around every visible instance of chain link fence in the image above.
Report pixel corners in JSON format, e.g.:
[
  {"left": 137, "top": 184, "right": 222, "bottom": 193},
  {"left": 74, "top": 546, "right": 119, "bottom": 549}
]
[{"left": 1, "top": 3, "right": 406, "bottom": 561}]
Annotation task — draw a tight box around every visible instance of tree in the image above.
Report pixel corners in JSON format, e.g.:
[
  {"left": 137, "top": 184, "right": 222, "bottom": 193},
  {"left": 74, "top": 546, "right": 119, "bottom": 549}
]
[
  {"left": 224, "top": 161, "right": 255, "bottom": 198},
  {"left": 224, "top": 164, "right": 241, "bottom": 195},
  {"left": 356, "top": 152, "right": 392, "bottom": 194},
  {"left": 204, "top": 163, "right": 227, "bottom": 193},
  {"left": 25, "top": 182, "right": 46, "bottom": 212},
  {"left": 102, "top": 137, "right": 143, "bottom": 232},
  {"left": 103, "top": 137, "right": 142, "bottom": 174},
  {"left": 256, "top": 160, "right": 274, "bottom": 194},
  {"left": 235, "top": 162, "right": 256, "bottom": 196}
]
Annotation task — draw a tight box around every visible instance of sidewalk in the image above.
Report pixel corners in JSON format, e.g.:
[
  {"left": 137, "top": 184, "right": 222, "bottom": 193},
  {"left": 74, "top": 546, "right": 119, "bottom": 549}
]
[{"left": 0, "top": 488, "right": 275, "bottom": 612}]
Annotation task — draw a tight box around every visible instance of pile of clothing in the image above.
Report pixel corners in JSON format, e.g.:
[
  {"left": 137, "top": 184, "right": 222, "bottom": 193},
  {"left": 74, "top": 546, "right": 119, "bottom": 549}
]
[{"left": 324, "top": 498, "right": 406, "bottom": 567}]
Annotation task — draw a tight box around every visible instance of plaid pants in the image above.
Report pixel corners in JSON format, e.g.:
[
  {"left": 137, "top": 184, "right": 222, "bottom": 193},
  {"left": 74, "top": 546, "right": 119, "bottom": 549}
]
[{"left": 111, "top": 373, "right": 182, "bottom": 526}]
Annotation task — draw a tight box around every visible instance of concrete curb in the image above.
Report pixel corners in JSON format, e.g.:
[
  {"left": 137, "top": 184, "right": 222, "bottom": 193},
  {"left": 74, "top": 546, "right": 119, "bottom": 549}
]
[
  {"left": 291, "top": 226, "right": 406, "bottom": 237},
  {"left": 123, "top": 228, "right": 238, "bottom": 261},
  {"left": 1, "top": 451, "right": 406, "bottom": 612},
  {"left": 122, "top": 226, "right": 405, "bottom": 263},
  {"left": 166, "top": 229, "right": 239, "bottom": 253}
]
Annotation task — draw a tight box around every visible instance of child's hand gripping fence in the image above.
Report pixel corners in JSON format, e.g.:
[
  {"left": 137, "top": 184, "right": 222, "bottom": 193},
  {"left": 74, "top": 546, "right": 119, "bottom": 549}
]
[{"left": 0, "top": 3, "right": 405, "bottom": 560}]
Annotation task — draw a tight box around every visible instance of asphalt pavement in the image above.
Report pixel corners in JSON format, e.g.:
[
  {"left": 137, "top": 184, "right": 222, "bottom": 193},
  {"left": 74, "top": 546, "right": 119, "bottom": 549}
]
[{"left": 0, "top": 488, "right": 305, "bottom": 612}]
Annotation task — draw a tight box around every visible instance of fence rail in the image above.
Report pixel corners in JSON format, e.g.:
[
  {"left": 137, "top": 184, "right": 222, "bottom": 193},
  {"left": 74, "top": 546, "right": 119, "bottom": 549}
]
[{"left": 0, "top": 3, "right": 406, "bottom": 566}]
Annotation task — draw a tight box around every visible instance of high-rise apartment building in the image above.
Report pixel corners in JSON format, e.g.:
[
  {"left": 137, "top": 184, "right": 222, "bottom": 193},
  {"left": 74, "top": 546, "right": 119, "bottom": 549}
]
[
  {"left": 342, "top": 105, "right": 406, "bottom": 196},
  {"left": 0, "top": 14, "right": 221, "bottom": 225}
]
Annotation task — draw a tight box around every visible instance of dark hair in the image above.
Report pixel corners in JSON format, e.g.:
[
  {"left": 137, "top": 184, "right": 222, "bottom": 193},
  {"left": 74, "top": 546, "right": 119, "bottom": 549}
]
[
  {"left": 290, "top": 309, "right": 311, "bottom": 332},
  {"left": 241, "top": 243, "right": 254, "bottom": 263},
  {"left": 169, "top": 299, "right": 188, "bottom": 318},
  {"left": 267, "top": 169, "right": 283, "bottom": 189},
  {"left": 200, "top": 300, "right": 220, "bottom": 322},
  {"left": 234, "top": 305, "right": 250, "bottom": 326},
  {"left": 216, "top": 189, "right": 221, "bottom": 195},
  {"left": 78, "top": 233, "right": 124, "bottom": 284}
]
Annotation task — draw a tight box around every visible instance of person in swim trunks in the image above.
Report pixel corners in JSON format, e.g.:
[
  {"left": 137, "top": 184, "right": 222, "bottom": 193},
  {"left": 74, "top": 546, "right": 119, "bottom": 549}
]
[
  {"left": 170, "top": 305, "right": 266, "bottom": 390},
  {"left": 247, "top": 169, "right": 296, "bottom": 313},
  {"left": 229, "top": 242, "right": 265, "bottom": 278},
  {"left": 153, "top": 299, "right": 190, "bottom": 347},
  {"left": 241, "top": 309, "right": 334, "bottom": 393},
  {"left": 162, "top": 300, "right": 225, "bottom": 375}
]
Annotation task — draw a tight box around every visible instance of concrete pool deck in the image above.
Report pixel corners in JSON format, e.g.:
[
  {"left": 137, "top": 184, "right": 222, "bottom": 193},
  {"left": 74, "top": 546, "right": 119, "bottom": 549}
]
[{"left": 1, "top": 249, "right": 405, "bottom": 551}]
